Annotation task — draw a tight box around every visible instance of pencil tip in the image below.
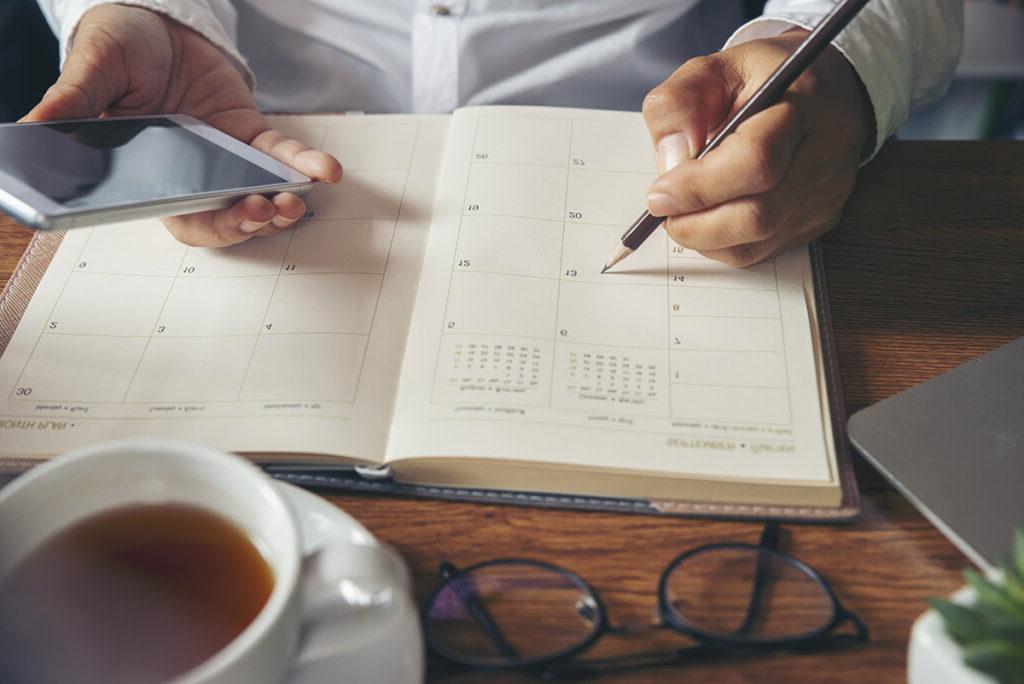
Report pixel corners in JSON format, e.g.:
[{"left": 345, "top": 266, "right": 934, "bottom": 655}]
[{"left": 602, "top": 244, "right": 632, "bottom": 274}]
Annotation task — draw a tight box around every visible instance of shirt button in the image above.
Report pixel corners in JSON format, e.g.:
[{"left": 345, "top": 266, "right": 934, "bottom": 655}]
[{"left": 430, "top": 4, "right": 451, "bottom": 15}]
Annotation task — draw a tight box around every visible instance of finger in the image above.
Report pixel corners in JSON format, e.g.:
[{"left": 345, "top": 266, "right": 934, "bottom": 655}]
[
  {"left": 698, "top": 214, "right": 840, "bottom": 268},
  {"left": 661, "top": 133, "right": 822, "bottom": 252},
  {"left": 202, "top": 107, "right": 274, "bottom": 147},
  {"left": 273, "top": 192, "right": 305, "bottom": 225},
  {"left": 662, "top": 191, "right": 795, "bottom": 254},
  {"left": 162, "top": 194, "right": 276, "bottom": 248},
  {"left": 673, "top": 147, "right": 855, "bottom": 265},
  {"left": 647, "top": 99, "right": 813, "bottom": 218},
  {"left": 21, "top": 83, "right": 103, "bottom": 123},
  {"left": 250, "top": 129, "right": 343, "bottom": 183},
  {"left": 255, "top": 193, "right": 306, "bottom": 236},
  {"left": 200, "top": 109, "right": 342, "bottom": 184},
  {"left": 642, "top": 55, "right": 739, "bottom": 173},
  {"left": 21, "top": 27, "right": 128, "bottom": 122}
]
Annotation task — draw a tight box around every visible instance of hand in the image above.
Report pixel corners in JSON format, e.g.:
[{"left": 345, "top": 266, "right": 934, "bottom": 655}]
[
  {"left": 642, "top": 30, "right": 874, "bottom": 267},
  {"left": 23, "top": 4, "right": 341, "bottom": 247}
]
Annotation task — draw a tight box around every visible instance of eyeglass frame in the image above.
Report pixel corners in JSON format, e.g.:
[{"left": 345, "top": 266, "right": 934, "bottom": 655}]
[{"left": 423, "top": 523, "right": 869, "bottom": 676}]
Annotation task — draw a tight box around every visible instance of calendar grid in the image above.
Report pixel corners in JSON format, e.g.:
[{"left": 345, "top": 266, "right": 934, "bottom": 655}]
[
  {"left": 235, "top": 229, "right": 298, "bottom": 400},
  {"left": 51, "top": 269, "right": 391, "bottom": 279},
  {"left": 21, "top": 330, "right": 373, "bottom": 340},
  {"left": 454, "top": 213, "right": 637, "bottom": 230},
  {"left": 432, "top": 117, "right": 482, "bottom": 397},
  {"left": 0, "top": 111, "right": 831, "bottom": 470},
  {"left": 4, "top": 119, "right": 432, "bottom": 408},
  {"left": 424, "top": 329, "right": 798, "bottom": 354},
  {"left": 350, "top": 123, "right": 422, "bottom": 402},
  {"left": 455, "top": 160, "right": 655, "bottom": 176},
  {"left": 548, "top": 118, "right": 575, "bottom": 408},
  {"left": 119, "top": 241, "right": 190, "bottom": 401},
  {"left": 774, "top": 261, "right": 795, "bottom": 424},
  {"left": 666, "top": 216, "right": 673, "bottom": 419},
  {"left": 7, "top": 228, "right": 96, "bottom": 400},
  {"left": 429, "top": 112, "right": 794, "bottom": 428}
]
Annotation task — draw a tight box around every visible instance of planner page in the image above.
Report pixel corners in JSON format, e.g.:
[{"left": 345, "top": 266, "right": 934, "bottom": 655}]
[
  {"left": 0, "top": 114, "right": 447, "bottom": 461},
  {"left": 388, "top": 106, "right": 837, "bottom": 489}
]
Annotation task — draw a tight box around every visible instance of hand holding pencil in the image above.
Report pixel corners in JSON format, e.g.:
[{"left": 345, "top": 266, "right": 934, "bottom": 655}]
[{"left": 605, "top": 0, "right": 874, "bottom": 272}]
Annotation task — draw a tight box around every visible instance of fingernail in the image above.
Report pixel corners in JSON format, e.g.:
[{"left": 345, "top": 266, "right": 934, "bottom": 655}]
[
  {"left": 240, "top": 219, "right": 269, "bottom": 233},
  {"left": 647, "top": 192, "right": 681, "bottom": 217},
  {"left": 656, "top": 133, "right": 694, "bottom": 172}
]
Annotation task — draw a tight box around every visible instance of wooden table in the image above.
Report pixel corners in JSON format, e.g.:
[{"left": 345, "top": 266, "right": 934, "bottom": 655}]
[{"left": 2, "top": 141, "right": 1022, "bottom": 683}]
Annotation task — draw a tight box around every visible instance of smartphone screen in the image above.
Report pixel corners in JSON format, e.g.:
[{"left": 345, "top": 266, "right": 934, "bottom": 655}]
[{"left": 0, "top": 118, "right": 288, "bottom": 210}]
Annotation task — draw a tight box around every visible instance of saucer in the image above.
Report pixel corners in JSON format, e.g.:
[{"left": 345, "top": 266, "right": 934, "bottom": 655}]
[
  {"left": 274, "top": 482, "right": 424, "bottom": 684},
  {"left": 275, "top": 481, "right": 378, "bottom": 554}
]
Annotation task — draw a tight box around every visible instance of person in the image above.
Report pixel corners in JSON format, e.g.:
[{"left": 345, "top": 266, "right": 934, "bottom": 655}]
[{"left": 30, "top": 0, "right": 962, "bottom": 266}]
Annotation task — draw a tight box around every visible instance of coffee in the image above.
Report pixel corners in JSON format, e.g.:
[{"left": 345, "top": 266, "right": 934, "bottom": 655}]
[{"left": 0, "top": 503, "right": 275, "bottom": 684}]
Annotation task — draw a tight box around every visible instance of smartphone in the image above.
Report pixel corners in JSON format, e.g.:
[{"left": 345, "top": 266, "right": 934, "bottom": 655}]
[{"left": 0, "top": 114, "right": 314, "bottom": 230}]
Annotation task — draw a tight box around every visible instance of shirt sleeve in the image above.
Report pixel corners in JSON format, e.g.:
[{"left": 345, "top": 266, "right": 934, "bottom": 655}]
[
  {"left": 34, "top": 0, "right": 254, "bottom": 88},
  {"left": 724, "top": 0, "right": 965, "bottom": 159}
]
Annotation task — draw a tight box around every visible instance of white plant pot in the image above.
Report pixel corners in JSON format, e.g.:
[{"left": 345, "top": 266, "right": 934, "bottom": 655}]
[{"left": 908, "top": 586, "right": 999, "bottom": 684}]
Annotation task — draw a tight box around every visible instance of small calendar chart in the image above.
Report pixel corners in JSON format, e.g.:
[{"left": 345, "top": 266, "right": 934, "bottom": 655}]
[
  {"left": 559, "top": 348, "right": 663, "bottom": 407},
  {"left": 435, "top": 338, "right": 546, "bottom": 403}
]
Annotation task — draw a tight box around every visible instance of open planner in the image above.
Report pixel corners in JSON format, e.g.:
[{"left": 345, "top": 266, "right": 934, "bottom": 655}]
[{"left": 0, "top": 107, "right": 858, "bottom": 520}]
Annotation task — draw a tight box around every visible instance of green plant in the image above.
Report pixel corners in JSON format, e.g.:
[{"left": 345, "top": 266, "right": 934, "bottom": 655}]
[{"left": 931, "top": 528, "right": 1024, "bottom": 683}]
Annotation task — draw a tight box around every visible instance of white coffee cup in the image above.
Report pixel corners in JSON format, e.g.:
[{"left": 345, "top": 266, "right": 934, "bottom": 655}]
[{"left": 0, "top": 439, "right": 422, "bottom": 683}]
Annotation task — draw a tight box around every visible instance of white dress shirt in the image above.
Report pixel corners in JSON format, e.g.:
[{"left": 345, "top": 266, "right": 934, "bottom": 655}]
[{"left": 37, "top": 0, "right": 963, "bottom": 155}]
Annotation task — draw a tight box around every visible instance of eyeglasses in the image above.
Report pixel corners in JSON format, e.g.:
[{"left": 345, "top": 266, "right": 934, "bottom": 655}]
[{"left": 423, "top": 523, "right": 868, "bottom": 678}]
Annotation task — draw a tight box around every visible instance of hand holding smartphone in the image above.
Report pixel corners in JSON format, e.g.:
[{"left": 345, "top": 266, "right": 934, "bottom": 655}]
[
  {"left": 0, "top": 115, "right": 315, "bottom": 231},
  {"left": 14, "top": 3, "right": 340, "bottom": 247}
]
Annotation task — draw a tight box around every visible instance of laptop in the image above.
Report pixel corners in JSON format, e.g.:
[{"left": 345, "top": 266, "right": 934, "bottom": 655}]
[{"left": 847, "top": 336, "right": 1024, "bottom": 573}]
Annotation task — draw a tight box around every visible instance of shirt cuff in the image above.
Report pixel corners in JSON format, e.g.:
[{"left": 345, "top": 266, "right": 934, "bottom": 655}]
[
  {"left": 54, "top": 0, "right": 255, "bottom": 90},
  {"left": 724, "top": 16, "right": 890, "bottom": 162}
]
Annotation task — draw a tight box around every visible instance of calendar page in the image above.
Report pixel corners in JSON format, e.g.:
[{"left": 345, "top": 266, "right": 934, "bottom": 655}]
[
  {"left": 388, "top": 106, "right": 838, "bottom": 490},
  {"left": 0, "top": 115, "right": 448, "bottom": 461}
]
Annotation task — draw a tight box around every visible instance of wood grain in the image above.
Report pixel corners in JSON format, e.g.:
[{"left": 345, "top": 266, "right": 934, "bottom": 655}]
[{"left": 1, "top": 141, "right": 1021, "bottom": 683}]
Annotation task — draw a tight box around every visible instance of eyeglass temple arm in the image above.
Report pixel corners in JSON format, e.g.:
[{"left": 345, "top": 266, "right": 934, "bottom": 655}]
[
  {"left": 438, "top": 562, "right": 521, "bottom": 661},
  {"left": 735, "top": 522, "right": 781, "bottom": 636}
]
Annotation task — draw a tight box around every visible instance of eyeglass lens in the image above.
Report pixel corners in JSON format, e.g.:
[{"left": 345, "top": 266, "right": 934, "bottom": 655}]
[
  {"left": 426, "top": 562, "right": 601, "bottom": 667},
  {"left": 663, "top": 546, "right": 835, "bottom": 642}
]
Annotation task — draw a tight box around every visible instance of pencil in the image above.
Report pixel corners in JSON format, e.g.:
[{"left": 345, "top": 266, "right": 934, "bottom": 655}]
[{"left": 601, "top": 0, "right": 872, "bottom": 273}]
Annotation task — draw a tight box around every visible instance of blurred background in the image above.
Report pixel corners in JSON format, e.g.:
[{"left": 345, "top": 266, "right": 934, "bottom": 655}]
[
  {"left": 0, "top": 0, "right": 57, "bottom": 123},
  {"left": 0, "top": 0, "right": 1021, "bottom": 139},
  {"left": 899, "top": 0, "right": 1024, "bottom": 140}
]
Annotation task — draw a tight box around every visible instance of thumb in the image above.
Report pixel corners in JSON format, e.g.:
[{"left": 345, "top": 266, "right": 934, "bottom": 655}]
[
  {"left": 642, "top": 54, "right": 739, "bottom": 173},
  {"left": 21, "top": 29, "right": 127, "bottom": 122}
]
